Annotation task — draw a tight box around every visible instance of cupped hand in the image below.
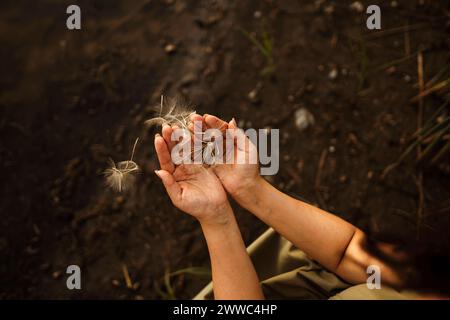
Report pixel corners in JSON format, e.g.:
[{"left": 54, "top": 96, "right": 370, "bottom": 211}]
[
  {"left": 154, "top": 122, "right": 231, "bottom": 225},
  {"left": 202, "top": 114, "right": 263, "bottom": 202}
]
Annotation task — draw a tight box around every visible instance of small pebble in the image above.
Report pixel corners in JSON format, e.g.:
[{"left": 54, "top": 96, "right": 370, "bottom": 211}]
[
  {"left": 164, "top": 43, "right": 176, "bottom": 54},
  {"left": 112, "top": 279, "right": 120, "bottom": 287},
  {"left": 132, "top": 282, "right": 141, "bottom": 291},
  {"left": 253, "top": 11, "right": 262, "bottom": 19},
  {"left": 247, "top": 89, "right": 259, "bottom": 103},
  {"left": 350, "top": 1, "right": 364, "bottom": 13},
  {"left": 324, "top": 5, "right": 334, "bottom": 15},
  {"left": 294, "top": 108, "right": 315, "bottom": 131},
  {"left": 328, "top": 68, "right": 338, "bottom": 80},
  {"left": 386, "top": 66, "right": 396, "bottom": 75}
]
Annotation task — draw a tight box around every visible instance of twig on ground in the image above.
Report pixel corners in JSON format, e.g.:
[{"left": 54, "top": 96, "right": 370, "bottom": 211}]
[
  {"left": 315, "top": 149, "right": 328, "bottom": 210},
  {"left": 365, "top": 22, "right": 434, "bottom": 40},
  {"left": 416, "top": 51, "right": 425, "bottom": 239},
  {"left": 122, "top": 264, "right": 133, "bottom": 289},
  {"left": 404, "top": 23, "right": 411, "bottom": 56}
]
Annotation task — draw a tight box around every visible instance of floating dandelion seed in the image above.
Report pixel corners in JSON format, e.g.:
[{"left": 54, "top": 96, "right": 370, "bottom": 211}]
[
  {"left": 145, "top": 95, "right": 196, "bottom": 130},
  {"left": 104, "top": 138, "right": 140, "bottom": 192}
]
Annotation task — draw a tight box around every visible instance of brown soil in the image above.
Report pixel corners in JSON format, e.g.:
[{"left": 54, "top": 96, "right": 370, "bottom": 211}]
[{"left": 0, "top": 0, "right": 449, "bottom": 299}]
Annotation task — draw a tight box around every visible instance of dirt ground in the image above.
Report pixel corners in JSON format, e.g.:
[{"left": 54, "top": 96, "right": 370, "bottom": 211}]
[{"left": 1, "top": 0, "right": 449, "bottom": 299}]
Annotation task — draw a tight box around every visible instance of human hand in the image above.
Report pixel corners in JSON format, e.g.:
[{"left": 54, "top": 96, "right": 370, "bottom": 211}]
[
  {"left": 154, "top": 122, "right": 232, "bottom": 226},
  {"left": 202, "top": 114, "right": 264, "bottom": 205}
]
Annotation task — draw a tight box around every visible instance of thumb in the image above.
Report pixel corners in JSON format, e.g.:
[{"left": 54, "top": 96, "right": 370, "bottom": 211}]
[
  {"left": 229, "top": 118, "right": 245, "bottom": 138},
  {"left": 155, "top": 170, "right": 181, "bottom": 204},
  {"left": 228, "top": 118, "right": 248, "bottom": 151},
  {"left": 228, "top": 117, "right": 237, "bottom": 129}
]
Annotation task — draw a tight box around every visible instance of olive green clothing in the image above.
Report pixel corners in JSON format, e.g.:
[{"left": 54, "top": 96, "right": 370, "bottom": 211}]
[{"left": 194, "top": 228, "right": 414, "bottom": 300}]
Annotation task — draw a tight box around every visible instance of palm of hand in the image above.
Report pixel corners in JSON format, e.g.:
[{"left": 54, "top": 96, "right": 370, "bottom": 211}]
[
  {"left": 154, "top": 124, "right": 229, "bottom": 222},
  {"left": 172, "top": 164, "right": 228, "bottom": 219}
]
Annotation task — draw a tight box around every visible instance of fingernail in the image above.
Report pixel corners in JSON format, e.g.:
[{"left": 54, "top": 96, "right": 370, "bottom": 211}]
[
  {"left": 154, "top": 170, "right": 161, "bottom": 178},
  {"left": 230, "top": 117, "right": 237, "bottom": 126},
  {"left": 155, "top": 133, "right": 161, "bottom": 138}
]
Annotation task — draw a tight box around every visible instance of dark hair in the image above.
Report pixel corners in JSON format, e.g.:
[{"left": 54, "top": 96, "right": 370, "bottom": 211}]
[{"left": 364, "top": 220, "right": 450, "bottom": 295}]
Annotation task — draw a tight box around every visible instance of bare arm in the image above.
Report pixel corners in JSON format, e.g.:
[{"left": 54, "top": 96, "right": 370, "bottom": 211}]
[
  {"left": 235, "top": 177, "right": 400, "bottom": 285},
  {"left": 236, "top": 177, "right": 355, "bottom": 273},
  {"left": 203, "top": 114, "right": 401, "bottom": 286},
  {"left": 154, "top": 125, "right": 263, "bottom": 299},
  {"left": 200, "top": 205, "right": 264, "bottom": 300}
]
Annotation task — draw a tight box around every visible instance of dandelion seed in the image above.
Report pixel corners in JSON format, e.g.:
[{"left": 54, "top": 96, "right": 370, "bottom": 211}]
[
  {"left": 145, "top": 95, "right": 196, "bottom": 130},
  {"left": 104, "top": 138, "right": 140, "bottom": 192},
  {"left": 145, "top": 96, "right": 227, "bottom": 166}
]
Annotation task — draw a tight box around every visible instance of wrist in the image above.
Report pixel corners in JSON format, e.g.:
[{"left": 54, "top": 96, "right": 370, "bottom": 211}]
[
  {"left": 198, "top": 201, "right": 234, "bottom": 229},
  {"left": 232, "top": 176, "right": 267, "bottom": 208},
  {"left": 199, "top": 205, "right": 241, "bottom": 246}
]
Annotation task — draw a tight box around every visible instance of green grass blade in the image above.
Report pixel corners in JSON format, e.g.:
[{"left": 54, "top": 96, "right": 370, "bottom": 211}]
[
  {"left": 239, "top": 28, "right": 271, "bottom": 60},
  {"left": 170, "top": 266, "right": 212, "bottom": 279}
]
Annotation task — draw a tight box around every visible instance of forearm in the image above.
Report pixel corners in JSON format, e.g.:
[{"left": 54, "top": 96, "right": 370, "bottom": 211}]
[
  {"left": 200, "top": 206, "right": 264, "bottom": 300},
  {"left": 234, "top": 177, "right": 358, "bottom": 274}
]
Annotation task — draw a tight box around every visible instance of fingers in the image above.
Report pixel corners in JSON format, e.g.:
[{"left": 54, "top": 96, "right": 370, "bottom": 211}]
[
  {"left": 204, "top": 114, "right": 228, "bottom": 133},
  {"left": 188, "top": 114, "right": 205, "bottom": 144},
  {"left": 226, "top": 117, "right": 246, "bottom": 150},
  {"left": 190, "top": 113, "right": 203, "bottom": 122},
  {"left": 226, "top": 118, "right": 256, "bottom": 161},
  {"left": 228, "top": 117, "right": 237, "bottom": 129},
  {"left": 189, "top": 113, "right": 204, "bottom": 127},
  {"left": 189, "top": 114, "right": 206, "bottom": 140},
  {"left": 154, "top": 134, "right": 175, "bottom": 173},
  {"left": 154, "top": 169, "right": 182, "bottom": 204},
  {"left": 161, "top": 124, "right": 174, "bottom": 151}
]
